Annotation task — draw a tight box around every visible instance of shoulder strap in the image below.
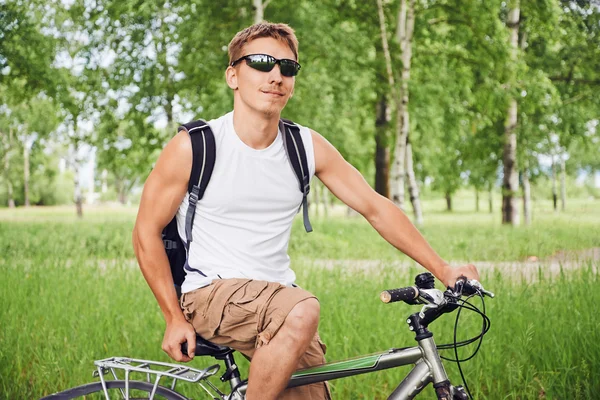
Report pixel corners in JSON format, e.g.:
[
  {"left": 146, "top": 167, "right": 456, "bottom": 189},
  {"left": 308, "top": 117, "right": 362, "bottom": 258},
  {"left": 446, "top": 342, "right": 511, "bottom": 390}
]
[
  {"left": 177, "top": 120, "right": 216, "bottom": 266},
  {"left": 279, "top": 118, "right": 313, "bottom": 233}
]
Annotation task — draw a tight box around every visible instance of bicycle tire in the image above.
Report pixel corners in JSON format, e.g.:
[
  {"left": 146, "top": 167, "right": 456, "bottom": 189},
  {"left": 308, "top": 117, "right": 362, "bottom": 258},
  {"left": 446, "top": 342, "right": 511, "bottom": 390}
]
[{"left": 40, "top": 380, "right": 189, "bottom": 400}]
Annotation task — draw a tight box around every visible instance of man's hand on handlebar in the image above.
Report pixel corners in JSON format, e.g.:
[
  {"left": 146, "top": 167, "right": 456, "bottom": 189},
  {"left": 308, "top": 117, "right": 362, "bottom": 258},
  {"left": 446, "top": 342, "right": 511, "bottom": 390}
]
[
  {"left": 439, "top": 264, "right": 480, "bottom": 289},
  {"left": 162, "top": 317, "right": 196, "bottom": 362}
]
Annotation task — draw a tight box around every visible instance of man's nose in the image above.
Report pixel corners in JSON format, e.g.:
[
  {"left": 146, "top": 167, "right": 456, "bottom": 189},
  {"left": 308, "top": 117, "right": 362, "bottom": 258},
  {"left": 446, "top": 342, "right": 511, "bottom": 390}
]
[{"left": 267, "top": 63, "right": 283, "bottom": 84}]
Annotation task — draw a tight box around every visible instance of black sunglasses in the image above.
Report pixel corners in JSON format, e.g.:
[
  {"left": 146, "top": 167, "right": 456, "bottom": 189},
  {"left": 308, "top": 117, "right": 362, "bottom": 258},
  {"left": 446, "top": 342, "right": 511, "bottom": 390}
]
[{"left": 231, "top": 54, "right": 301, "bottom": 77}]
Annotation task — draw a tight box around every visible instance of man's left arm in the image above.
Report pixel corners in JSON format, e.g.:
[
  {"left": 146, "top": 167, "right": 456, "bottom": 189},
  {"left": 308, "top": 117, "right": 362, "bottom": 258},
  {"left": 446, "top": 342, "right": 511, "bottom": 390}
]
[{"left": 311, "top": 129, "right": 479, "bottom": 288}]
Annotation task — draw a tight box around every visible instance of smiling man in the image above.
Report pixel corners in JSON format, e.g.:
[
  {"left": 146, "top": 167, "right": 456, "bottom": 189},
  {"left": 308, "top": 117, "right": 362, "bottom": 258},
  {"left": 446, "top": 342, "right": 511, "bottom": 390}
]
[{"left": 132, "top": 22, "right": 479, "bottom": 400}]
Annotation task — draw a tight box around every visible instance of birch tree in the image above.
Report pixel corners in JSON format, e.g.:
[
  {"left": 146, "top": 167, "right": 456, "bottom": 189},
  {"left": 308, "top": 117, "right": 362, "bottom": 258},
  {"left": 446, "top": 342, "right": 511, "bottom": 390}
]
[
  {"left": 377, "top": 0, "right": 422, "bottom": 223},
  {"left": 389, "top": 0, "right": 415, "bottom": 211},
  {"left": 253, "top": 0, "right": 274, "bottom": 23},
  {"left": 0, "top": 125, "right": 16, "bottom": 208},
  {"left": 501, "top": 0, "right": 521, "bottom": 225}
]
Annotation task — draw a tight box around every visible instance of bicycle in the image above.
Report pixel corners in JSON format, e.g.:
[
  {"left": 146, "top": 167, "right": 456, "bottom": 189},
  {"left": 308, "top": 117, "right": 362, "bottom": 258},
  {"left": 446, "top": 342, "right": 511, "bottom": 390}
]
[{"left": 41, "top": 272, "right": 494, "bottom": 400}]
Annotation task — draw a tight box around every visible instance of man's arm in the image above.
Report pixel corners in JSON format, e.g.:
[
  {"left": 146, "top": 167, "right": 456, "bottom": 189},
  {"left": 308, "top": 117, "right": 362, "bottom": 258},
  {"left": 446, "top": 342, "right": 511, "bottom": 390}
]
[
  {"left": 311, "top": 129, "right": 478, "bottom": 287},
  {"left": 132, "top": 130, "right": 196, "bottom": 362}
]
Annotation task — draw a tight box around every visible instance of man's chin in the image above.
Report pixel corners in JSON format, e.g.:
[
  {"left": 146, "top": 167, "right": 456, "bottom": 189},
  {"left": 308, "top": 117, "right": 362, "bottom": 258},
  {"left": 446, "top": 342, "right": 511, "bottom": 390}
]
[{"left": 260, "top": 103, "right": 285, "bottom": 117}]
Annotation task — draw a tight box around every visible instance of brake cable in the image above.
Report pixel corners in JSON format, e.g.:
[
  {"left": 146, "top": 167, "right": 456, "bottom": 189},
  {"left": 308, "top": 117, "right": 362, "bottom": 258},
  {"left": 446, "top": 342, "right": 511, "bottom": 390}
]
[{"left": 436, "top": 292, "right": 491, "bottom": 399}]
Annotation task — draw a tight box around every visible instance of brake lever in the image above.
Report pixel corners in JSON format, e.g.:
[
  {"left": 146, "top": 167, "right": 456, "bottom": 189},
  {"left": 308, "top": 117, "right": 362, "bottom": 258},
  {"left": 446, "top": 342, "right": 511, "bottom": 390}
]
[
  {"left": 466, "top": 280, "right": 495, "bottom": 298},
  {"left": 448, "top": 278, "right": 495, "bottom": 298}
]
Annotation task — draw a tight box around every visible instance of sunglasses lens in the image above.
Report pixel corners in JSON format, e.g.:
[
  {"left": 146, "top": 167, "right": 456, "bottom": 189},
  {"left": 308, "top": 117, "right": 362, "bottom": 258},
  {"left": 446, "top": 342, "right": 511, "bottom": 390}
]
[
  {"left": 280, "top": 60, "right": 300, "bottom": 77},
  {"left": 241, "top": 55, "right": 300, "bottom": 77},
  {"left": 246, "top": 55, "right": 276, "bottom": 72}
]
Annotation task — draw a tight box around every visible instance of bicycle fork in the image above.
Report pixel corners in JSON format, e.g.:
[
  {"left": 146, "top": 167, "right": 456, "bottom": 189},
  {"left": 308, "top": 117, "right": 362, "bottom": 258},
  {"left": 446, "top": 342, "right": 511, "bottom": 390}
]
[{"left": 388, "top": 310, "right": 469, "bottom": 400}]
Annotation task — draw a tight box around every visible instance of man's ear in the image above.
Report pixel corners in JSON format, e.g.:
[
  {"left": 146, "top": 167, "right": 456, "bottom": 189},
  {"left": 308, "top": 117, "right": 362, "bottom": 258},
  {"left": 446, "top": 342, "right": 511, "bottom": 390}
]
[{"left": 226, "top": 66, "right": 238, "bottom": 90}]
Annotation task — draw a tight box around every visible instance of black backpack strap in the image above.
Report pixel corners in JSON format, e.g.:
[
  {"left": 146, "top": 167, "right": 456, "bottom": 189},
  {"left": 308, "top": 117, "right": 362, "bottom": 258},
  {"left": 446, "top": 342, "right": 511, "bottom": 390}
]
[
  {"left": 177, "top": 119, "right": 217, "bottom": 277},
  {"left": 279, "top": 118, "right": 313, "bottom": 233}
]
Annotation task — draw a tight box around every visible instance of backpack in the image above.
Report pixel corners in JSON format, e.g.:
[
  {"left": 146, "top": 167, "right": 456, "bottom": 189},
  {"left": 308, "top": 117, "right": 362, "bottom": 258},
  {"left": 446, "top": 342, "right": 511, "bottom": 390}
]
[{"left": 161, "top": 118, "right": 313, "bottom": 297}]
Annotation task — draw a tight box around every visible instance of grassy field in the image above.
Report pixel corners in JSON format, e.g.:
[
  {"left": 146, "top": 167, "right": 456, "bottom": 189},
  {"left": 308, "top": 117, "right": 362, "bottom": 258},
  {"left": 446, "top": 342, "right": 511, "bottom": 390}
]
[{"left": 1, "top": 197, "right": 599, "bottom": 399}]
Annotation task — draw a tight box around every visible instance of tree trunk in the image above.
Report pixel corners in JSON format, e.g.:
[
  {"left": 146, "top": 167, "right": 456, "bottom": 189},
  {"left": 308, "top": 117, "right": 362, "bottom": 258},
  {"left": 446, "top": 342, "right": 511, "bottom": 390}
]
[
  {"left": 390, "top": 0, "right": 415, "bottom": 210},
  {"left": 406, "top": 135, "right": 423, "bottom": 225},
  {"left": 522, "top": 168, "right": 531, "bottom": 225},
  {"left": 323, "top": 184, "right": 329, "bottom": 218},
  {"left": 23, "top": 138, "right": 31, "bottom": 207},
  {"left": 376, "top": 0, "right": 395, "bottom": 199},
  {"left": 2, "top": 129, "right": 15, "bottom": 208},
  {"left": 253, "top": 0, "right": 264, "bottom": 23},
  {"left": 73, "top": 157, "right": 83, "bottom": 218},
  {"left": 445, "top": 191, "right": 452, "bottom": 212},
  {"left": 101, "top": 169, "right": 108, "bottom": 194},
  {"left": 116, "top": 178, "right": 127, "bottom": 205},
  {"left": 375, "top": 94, "right": 390, "bottom": 198},
  {"left": 502, "top": 2, "right": 520, "bottom": 226},
  {"left": 118, "top": 189, "right": 127, "bottom": 205},
  {"left": 502, "top": 99, "right": 519, "bottom": 225},
  {"left": 488, "top": 182, "right": 493, "bottom": 214},
  {"left": 475, "top": 189, "right": 480, "bottom": 212},
  {"left": 312, "top": 181, "right": 321, "bottom": 218},
  {"left": 551, "top": 154, "right": 558, "bottom": 211},
  {"left": 87, "top": 160, "right": 95, "bottom": 205},
  {"left": 560, "top": 156, "right": 566, "bottom": 211}
]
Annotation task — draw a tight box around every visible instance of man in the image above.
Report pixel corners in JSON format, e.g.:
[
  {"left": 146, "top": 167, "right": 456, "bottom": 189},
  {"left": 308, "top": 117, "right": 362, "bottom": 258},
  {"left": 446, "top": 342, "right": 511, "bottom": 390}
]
[{"left": 132, "top": 22, "right": 479, "bottom": 400}]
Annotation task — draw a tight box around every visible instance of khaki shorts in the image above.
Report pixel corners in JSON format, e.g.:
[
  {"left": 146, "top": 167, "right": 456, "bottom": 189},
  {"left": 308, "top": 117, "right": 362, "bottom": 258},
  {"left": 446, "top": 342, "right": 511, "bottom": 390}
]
[{"left": 180, "top": 278, "right": 331, "bottom": 400}]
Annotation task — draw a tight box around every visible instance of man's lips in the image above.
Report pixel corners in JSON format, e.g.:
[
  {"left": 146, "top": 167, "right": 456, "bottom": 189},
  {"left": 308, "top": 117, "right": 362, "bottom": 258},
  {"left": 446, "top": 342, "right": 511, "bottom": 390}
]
[{"left": 261, "top": 90, "right": 284, "bottom": 96}]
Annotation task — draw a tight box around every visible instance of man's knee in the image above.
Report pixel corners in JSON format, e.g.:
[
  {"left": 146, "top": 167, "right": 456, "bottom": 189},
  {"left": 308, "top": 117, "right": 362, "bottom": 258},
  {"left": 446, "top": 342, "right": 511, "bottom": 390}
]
[{"left": 285, "top": 298, "right": 320, "bottom": 335}]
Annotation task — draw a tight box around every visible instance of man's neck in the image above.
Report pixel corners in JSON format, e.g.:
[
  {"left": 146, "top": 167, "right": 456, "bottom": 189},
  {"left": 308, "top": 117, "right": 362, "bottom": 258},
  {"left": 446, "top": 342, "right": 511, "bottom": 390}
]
[{"left": 232, "top": 103, "right": 280, "bottom": 150}]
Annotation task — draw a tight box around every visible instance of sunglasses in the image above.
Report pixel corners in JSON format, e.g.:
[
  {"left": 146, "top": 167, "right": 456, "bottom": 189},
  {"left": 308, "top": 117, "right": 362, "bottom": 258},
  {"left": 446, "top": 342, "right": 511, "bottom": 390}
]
[{"left": 230, "top": 54, "right": 301, "bottom": 77}]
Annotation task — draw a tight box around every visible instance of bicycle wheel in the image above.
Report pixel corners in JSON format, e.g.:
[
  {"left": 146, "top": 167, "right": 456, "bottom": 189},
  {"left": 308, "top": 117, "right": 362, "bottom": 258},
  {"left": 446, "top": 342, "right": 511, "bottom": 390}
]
[{"left": 40, "top": 380, "right": 189, "bottom": 400}]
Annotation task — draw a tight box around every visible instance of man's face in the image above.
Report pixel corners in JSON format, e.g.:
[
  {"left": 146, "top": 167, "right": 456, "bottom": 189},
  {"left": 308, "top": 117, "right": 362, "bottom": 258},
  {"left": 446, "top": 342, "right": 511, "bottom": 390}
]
[{"left": 227, "top": 37, "right": 296, "bottom": 117}]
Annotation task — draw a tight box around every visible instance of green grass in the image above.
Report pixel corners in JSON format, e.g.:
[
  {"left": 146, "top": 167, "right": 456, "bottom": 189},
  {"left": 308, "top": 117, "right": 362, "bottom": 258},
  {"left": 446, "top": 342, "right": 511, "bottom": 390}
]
[
  {"left": 1, "top": 198, "right": 599, "bottom": 399},
  {"left": 2, "top": 197, "right": 599, "bottom": 262}
]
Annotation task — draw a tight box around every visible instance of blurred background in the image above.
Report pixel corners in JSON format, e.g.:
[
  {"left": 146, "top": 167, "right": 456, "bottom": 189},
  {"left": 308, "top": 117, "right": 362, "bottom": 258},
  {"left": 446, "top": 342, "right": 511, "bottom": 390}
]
[
  {"left": 0, "top": 0, "right": 598, "bottom": 217},
  {"left": 1, "top": 0, "right": 599, "bottom": 399}
]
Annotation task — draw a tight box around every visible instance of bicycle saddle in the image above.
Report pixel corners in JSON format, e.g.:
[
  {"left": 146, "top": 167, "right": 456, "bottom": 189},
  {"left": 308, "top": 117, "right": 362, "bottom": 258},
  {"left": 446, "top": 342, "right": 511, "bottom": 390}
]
[{"left": 182, "top": 335, "right": 233, "bottom": 359}]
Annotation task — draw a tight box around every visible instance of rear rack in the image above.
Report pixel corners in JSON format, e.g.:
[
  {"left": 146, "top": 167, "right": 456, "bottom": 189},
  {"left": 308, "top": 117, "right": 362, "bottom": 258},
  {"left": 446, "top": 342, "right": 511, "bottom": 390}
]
[{"left": 93, "top": 357, "right": 220, "bottom": 399}]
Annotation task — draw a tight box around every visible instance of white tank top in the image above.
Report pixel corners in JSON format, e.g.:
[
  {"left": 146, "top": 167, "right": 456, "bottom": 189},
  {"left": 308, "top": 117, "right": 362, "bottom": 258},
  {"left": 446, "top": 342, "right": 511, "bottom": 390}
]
[{"left": 177, "top": 111, "right": 315, "bottom": 294}]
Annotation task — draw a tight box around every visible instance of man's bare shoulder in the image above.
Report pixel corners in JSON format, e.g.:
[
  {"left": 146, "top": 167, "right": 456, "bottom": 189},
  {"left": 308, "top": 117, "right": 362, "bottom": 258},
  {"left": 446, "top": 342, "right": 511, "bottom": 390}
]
[
  {"left": 152, "top": 130, "right": 193, "bottom": 183},
  {"left": 309, "top": 128, "right": 342, "bottom": 175}
]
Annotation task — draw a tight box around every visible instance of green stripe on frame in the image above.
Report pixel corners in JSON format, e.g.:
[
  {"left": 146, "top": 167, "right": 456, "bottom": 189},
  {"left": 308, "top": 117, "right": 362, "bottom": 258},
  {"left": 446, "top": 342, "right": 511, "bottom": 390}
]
[{"left": 292, "top": 354, "right": 382, "bottom": 377}]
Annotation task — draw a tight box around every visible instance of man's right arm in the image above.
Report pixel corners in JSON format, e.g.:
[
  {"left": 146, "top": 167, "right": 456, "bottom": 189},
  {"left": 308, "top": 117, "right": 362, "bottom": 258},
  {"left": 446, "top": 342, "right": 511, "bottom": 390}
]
[{"left": 132, "top": 129, "right": 197, "bottom": 362}]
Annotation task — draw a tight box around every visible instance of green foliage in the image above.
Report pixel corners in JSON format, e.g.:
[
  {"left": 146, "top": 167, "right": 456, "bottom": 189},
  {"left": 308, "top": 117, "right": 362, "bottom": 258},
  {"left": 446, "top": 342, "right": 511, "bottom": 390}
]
[
  {"left": 0, "top": 0, "right": 60, "bottom": 99},
  {"left": 1, "top": 0, "right": 599, "bottom": 215}
]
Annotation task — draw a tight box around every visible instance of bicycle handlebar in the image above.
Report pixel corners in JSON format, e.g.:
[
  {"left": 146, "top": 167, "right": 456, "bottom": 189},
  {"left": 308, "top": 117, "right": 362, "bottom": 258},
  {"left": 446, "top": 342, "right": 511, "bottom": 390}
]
[
  {"left": 380, "top": 286, "right": 419, "bottom": 304},
  {"left": 380, "top": 275, "right": 494, "bottom": 306}
]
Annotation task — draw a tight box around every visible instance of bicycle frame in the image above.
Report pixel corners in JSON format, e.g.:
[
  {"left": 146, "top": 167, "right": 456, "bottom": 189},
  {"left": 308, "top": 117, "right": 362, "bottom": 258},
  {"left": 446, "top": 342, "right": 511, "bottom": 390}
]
[{"left": 231, "top": 336, "right": 453, "bottom": 399}]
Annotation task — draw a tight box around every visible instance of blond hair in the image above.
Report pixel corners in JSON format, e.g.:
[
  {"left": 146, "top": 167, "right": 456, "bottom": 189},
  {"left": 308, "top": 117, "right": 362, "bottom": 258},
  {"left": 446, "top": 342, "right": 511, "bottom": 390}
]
[{"left": 228, "top": 22, "right": 299, "bottom": 64}]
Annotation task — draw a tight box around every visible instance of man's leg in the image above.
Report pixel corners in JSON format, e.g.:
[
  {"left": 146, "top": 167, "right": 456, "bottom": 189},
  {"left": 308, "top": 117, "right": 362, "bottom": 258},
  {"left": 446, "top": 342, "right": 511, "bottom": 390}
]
[
  {"left": 181, "top": 279, "right": 328, "bottom": 398},
  {"left": 245, "top": 298, "right": 320, "bottom": 400}
]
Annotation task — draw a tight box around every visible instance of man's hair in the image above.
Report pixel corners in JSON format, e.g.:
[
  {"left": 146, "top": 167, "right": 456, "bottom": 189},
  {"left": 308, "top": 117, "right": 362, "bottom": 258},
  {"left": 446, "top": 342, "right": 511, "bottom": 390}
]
[{"left": 228, "top": 22, "right": 299, "bottom": 65}]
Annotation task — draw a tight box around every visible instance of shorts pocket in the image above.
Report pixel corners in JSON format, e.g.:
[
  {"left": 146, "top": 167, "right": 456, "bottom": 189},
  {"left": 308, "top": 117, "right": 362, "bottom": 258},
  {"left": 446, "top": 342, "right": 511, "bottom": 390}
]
[
  {"left": 179, "top": 285, "right": 215, "bottom": 329},
  {"left": 217, "top": 281, "right": 270, "bottom": 343},
  {"left": 226, "top": 280, "right": 269, "bottom": 315},
  {"left": 234, "top": 280, "right": 270, "bottom": 304},
  {"left": 179, "top": 293, "right": 196, "bottom": 322}
]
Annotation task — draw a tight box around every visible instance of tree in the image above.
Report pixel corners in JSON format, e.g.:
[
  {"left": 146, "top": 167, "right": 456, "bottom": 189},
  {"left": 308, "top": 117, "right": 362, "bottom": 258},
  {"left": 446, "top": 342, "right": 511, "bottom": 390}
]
[
  {"left": 0, "top": 0, "right": 59, "bottom": 97},
  {"left": 388, "top": 0, "right": 415, "bottom": 212},
  {"left": 95, "top": 112, "right": 163, "bottom": 204},
  {"left": 501, "top": 0, "right": 521, "bottom": 225},
  {"left": 0, "top": 0, "right": 62, "bottom": 207}
]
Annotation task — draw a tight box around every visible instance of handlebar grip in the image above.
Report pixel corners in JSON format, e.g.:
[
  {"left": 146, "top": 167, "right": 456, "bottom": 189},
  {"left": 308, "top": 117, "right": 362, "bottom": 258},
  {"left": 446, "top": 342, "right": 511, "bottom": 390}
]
[
  {"left": 380, "top": 286, "right": 418, "bottom": 304},
  {"left": 181, "top": 342, "right": 189, "bottom": 355}
]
